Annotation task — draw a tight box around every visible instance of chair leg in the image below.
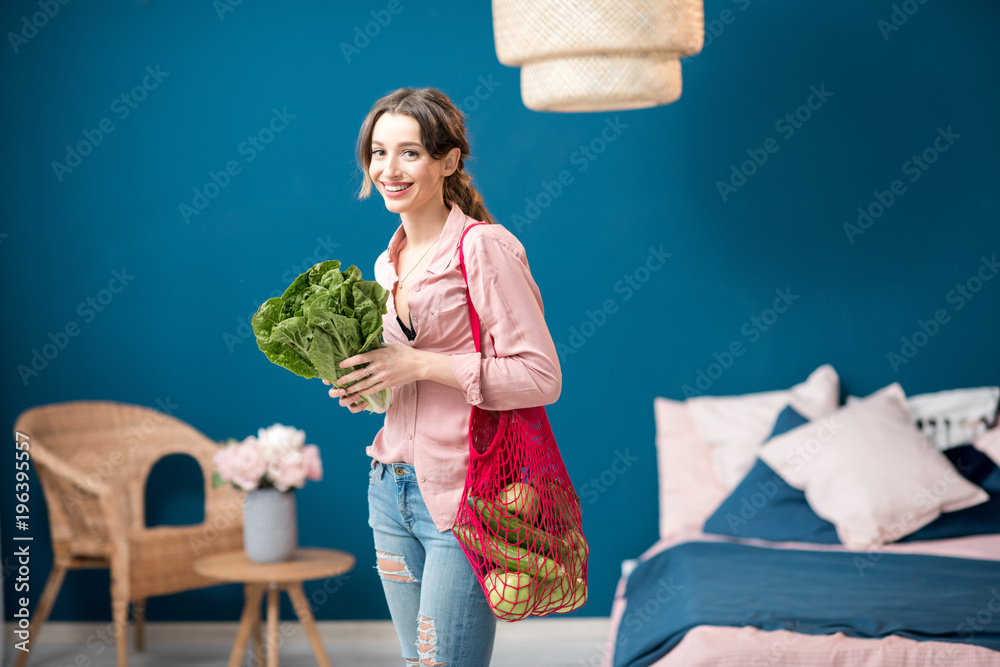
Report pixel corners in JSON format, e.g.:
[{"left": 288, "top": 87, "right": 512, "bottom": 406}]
[
  {"left": 15, "top": 563, "right": 68, "bottom": 667},
  {"left": 112, "top": 592, "right": 130, "bottom": 667},
  {"left": 133, "top": 598, "right": 146, "bottom": 651}
]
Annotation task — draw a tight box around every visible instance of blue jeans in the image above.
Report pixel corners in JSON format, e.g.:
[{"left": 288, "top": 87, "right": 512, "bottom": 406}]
[{"left": 368, "top": 461, "right": 497, "bottom": 666}]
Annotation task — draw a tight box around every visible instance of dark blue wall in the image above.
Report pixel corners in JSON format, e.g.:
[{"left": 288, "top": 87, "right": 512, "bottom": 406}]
[{"left": 2, "top": 0, "right": 998, "bottom": 627}]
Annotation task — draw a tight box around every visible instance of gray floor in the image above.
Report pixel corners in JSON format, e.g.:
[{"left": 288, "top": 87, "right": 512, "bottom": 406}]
[{"left": 2, "top": 619, "right": 613, "bottom": 666}]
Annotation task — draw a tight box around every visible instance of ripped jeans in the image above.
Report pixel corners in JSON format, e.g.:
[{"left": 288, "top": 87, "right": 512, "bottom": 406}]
[{"left": 368, "top": 461, "right": 497, "bottom": 666}]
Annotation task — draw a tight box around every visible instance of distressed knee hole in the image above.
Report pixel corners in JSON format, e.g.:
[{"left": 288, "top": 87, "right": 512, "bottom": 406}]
[
  {"left": 417, "top": 614, "right": 449, "bottom": 666},
  {"left": 374, "top": 549, "right": 417, "bottom": 583}
]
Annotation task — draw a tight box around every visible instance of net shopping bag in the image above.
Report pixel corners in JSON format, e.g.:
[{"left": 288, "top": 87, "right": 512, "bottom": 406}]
[{"left": 452, "top": 222, "right": 589, "bottom": 621}]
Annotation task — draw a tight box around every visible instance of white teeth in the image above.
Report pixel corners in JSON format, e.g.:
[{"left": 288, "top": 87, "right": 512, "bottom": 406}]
[{"left": 386, "top": 184, "right": 412, "bottom": 192}]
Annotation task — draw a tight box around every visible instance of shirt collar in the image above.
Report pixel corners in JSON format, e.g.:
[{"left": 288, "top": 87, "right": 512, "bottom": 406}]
[{"left": 385, "top": 199, "right": 470, "bottom": 277}]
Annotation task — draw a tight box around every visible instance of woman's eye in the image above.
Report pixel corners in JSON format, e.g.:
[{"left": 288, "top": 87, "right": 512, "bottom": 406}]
[
  {"left": 404, "top": 150, "right": 419, "bottom": 158},
  {"left": 371, "top": 149, "right": 384, "bottom": 156}
]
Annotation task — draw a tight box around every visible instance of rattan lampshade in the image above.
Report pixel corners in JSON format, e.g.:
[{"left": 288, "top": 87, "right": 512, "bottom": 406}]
[{"left": 492, "top": 0, "right": 704, "bottom": 112}]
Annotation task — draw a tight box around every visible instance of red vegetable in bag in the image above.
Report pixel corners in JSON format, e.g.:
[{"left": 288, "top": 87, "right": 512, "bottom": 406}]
[{"left": 452, "top": 222, "right": 589, "bottom": 621}]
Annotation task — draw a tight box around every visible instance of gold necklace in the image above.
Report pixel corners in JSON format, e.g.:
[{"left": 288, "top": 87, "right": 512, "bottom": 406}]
[{"left": 397, "top": 238, "right": 439, "bottom": 289}]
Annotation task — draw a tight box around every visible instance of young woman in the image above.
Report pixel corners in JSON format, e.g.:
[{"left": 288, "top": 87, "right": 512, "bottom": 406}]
[{"left": 324, "top": 87, "right": 561, "bottom": 666}]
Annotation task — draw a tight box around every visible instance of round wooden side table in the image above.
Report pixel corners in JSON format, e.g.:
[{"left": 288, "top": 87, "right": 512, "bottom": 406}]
[{"left": 194, "top": 548, "right": 355, "bottom": 667}]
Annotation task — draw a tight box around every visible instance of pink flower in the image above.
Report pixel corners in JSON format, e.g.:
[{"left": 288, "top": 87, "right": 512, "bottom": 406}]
[
  {"left": 226, "top": 437, "right": 268, "bottom": 491},
  {"left": 267, "top": 448, "right": 307, "bottom": 492},
  {"left": 215, "top": 424, "right": 324, "bottom": 491},
  {"left": 302, "top": 445, "right": 323, "bottom": 482},
  {"left": 213, "top": 444, "right": 234, "bottom": 480}
]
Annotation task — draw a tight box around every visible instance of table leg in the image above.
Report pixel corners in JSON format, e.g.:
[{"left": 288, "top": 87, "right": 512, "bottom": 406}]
[
  {"left": 288, "top": 583, "right": 332, "bottom": 667},
  {"left": 251, "top": 591, "right": 265, "bottom": 666},
  {"left": 267, "top": 585, "right": 280, "bottom": 667},
  {"left": 230, "top": 584, "right": 264, "bottom": 667}
]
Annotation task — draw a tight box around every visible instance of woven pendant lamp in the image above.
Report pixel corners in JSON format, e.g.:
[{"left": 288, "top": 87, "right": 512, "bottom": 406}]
[{"left": 492, "top": 0, "right": 704, "bottom": 112}]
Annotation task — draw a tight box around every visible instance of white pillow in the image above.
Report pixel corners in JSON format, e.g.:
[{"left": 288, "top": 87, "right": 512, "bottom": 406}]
[
  {"left": 758, "top": 383, "right": 990, "bottom": 550},
  {"left": 686, "top": 364, "right": 840, "bottom": 490},
  {"left": 846, "top": 386, "right": 999, "bottom": 450}
]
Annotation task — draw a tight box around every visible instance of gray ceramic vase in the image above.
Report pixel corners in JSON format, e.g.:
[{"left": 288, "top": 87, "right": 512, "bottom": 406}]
[{"left": 243, "top": 488, "right": 298, "bottom": 563}]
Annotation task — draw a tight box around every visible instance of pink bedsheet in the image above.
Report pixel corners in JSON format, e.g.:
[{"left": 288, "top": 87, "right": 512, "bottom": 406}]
[{"left": 602, "top": 530, "right": 1000, "bottom": 667}]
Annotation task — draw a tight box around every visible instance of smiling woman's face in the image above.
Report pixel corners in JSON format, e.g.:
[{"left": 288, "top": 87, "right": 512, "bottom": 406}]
[{"left": 369, "top": 112, "right": 454, "bottom": 218}]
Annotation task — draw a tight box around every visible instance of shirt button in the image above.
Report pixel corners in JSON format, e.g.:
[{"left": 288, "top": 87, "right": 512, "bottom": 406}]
[
  {"left": 420, "top": 476, "right": 426, "bottom": 482},
  {"left": 430, "top": 310, "right": 435, "bottom": 315},
  {"left": 410, "top": 389, "right": 415, "bottom": 396},
  {"left": 415, "top": 286, "right": 420, "bottom": 292},
  {"left": 407, "top": 434, "right": 413, "bottom": 440}
]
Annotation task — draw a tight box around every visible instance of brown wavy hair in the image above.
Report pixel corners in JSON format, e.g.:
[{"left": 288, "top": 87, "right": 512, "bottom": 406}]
[{"left": 356, "top": 87, "right": 496, "bottom": 224}]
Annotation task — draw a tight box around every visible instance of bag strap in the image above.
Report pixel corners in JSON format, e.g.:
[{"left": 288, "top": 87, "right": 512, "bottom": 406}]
[{"left": 458, "top": 222, "right": 494, "bottom": 355}]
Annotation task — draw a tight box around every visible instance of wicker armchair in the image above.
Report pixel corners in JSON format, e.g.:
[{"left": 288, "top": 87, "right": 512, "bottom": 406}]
[{"left": 14, "top": 400, "right": 246, "bottom": 667}]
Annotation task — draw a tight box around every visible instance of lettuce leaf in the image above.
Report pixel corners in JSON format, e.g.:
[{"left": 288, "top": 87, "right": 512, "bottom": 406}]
[{"left": 251, "top": 260, "right": 392, "bottom": 414}]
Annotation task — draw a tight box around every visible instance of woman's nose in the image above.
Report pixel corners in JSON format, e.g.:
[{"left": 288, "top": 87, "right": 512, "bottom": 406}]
[{"left": 385, "top": 154, "right": 402, "bottom": 176}]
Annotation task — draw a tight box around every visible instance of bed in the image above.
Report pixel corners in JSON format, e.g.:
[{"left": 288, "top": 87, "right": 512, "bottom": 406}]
[{"left": 604, "top": 365, "right": 1000, "bottom": 667}]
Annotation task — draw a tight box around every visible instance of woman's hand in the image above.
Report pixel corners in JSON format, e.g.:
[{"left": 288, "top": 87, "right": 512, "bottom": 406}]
[{"left": 323, "top": 344, "right": 428, "bottom": 412}]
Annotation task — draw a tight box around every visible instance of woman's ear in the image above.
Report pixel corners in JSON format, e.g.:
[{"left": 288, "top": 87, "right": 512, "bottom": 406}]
[{"left": 444, "top": 147, "right": 461, "bottom": 176}]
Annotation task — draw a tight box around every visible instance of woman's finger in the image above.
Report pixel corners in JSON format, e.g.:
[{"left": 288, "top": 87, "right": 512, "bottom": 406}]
[
  {"left": 340, "top": 352, "right": 371, "bottom": 370},
  {"left": 322, "top": 379, "right": 331, "bottom": 385}
]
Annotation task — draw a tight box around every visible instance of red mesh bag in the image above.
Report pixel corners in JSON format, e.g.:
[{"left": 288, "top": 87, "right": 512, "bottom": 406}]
[{"left": 452, "top": 222, "right": 589, "bottom": 621}]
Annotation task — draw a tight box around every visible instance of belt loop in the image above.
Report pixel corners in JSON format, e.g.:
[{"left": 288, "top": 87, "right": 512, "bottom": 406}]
[{"left": 372, "top": 461, "right": 384, "bottom": 480}]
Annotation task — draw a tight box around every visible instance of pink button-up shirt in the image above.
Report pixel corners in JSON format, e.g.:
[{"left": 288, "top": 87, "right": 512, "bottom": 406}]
[{"left": 367, "top": 199, "right": 562, "bottom": 532}]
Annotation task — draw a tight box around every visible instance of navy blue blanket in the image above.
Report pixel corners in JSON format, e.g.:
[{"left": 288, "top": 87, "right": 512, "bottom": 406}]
[{"left": 614, "top": 540, "right": 1000, "bottom": 667}]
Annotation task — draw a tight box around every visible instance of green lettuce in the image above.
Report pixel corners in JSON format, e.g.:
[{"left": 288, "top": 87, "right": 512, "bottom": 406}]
[{"left": 251, "top": 260, "right": 392, "bottom": 414}]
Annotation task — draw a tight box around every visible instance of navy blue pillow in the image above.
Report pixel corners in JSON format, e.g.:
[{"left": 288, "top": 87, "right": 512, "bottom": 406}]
[
  {"left": 900, "top": 444, "right": 1000, "bottom": 542},
  {"left": 702, "top": 405, "right": 1000, "bottom": 544},
  {"left": 703, "top": 406, "right": 839, "bottom": 543}
]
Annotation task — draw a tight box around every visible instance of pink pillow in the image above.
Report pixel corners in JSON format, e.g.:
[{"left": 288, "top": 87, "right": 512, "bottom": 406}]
[
  {"left": 687, "top": 364, "right": 841, "bottom": 490},
  {"left": 974, "top": 426, "right": 1000, "bottom": 466},
  {"left": 653, "top": 364, "right": 841, "bottom": 539},
  {"left": 758, "top": 383, "right": 990, "bottom": 550},
  {"left": 654, "top": 398, "right": 729, "bottom": 539}
]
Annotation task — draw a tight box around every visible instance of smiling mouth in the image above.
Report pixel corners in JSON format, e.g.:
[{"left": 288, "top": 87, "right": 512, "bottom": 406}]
[{"left": 384, "top": 183, "right": 412, "bottom": 192}]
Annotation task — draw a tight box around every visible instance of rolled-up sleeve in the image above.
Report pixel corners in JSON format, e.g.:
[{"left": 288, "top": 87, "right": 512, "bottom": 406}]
[{"left": 453, "top": 232, "right": 562, "bottom": 410}]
